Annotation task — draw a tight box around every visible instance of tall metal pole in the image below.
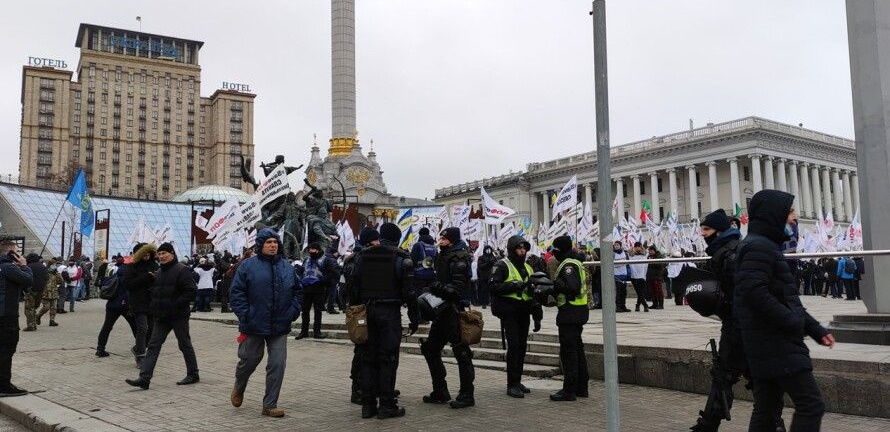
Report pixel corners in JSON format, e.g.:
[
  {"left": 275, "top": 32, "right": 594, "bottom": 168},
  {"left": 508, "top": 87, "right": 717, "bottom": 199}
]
[{"left": 592, "top": 1, "right": 620, "bottom": 430}]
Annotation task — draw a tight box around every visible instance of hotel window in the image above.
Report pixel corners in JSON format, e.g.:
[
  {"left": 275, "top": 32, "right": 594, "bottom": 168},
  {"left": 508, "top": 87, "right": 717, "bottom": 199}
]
[
  {"left": 73, "top": 126, "right": 80, "bottom": 134},
  {"left": 126, "top": 166, "right": 132, "bottom": 173},
  {"left": 74, "top": 114, "right": 80, "bottom": 123},
  {"left": 102, "top": 93, "right": 108, "bottom": 103},
  {"left": 127, "top": 108, "right": 133, "bottom": 116},
  {"left": 89, "top": 66, "right": 95, "bottom": 78},
  {"left": 101, "top": 117, "right": 107, "bottom": 125},
  {"left": 125, "top": 177, "right": 131, "bottom": 185},
  {"left": 75, "top": 103, "right": 81, "bottom": 111},
  {"left": 127, "top": 131, "right": 133, "bottom": 138},
  {"left": 100, "top": 129, "right": 106, "bottom": 136},
  {"left": 127, "top": 119, "right": 133, "bottom": 127},
  {"left": 153, "top": 122, "right": 158, "bottom": 129}
]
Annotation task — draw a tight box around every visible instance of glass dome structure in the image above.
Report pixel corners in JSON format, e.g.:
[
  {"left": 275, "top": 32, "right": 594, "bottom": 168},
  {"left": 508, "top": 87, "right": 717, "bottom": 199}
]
[{"left": 171, "top": 185, "right": 251, "bottom": 204}]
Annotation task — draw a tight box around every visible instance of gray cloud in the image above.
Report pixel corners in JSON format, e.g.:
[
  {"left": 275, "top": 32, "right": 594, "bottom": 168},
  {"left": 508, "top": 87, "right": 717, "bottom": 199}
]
[{"left": 0, "top": 0, "right": 853, "bottom": 199}]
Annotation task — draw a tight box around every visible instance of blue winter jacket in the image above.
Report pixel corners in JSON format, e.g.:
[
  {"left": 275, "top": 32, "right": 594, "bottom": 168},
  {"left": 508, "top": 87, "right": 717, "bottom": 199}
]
[
  {"left": 230, "top": 228, "right": 303, "bottom": 336},
  {"left": 836, "top": 257, "right": 857, "bottom": 280}
]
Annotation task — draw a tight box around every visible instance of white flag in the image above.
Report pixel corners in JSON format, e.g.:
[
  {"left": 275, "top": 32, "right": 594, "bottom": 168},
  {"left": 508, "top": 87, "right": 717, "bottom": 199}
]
[
  {"left": 551, "top": 175, "right": 578, "bottom": 220},
  {"left": 481, "top": 187, "right": 516, "bottom": 224},
  {"left": 451, "top": 205, "right": 471, "bottom": 228},
  {"left": 337, "top": 222, "right": 356, "bottom": 255},
  {"left": 255, "top": 165, "right": 292, "bottom": 208},
  {"left": 202, "top": 199, "right": 241, "bottom": 239}
]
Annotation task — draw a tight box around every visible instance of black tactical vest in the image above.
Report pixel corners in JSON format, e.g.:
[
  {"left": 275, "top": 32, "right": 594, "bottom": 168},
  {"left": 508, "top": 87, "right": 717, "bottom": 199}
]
[{"left": 358, "top": 245, "right": 400, "bottom": 301}]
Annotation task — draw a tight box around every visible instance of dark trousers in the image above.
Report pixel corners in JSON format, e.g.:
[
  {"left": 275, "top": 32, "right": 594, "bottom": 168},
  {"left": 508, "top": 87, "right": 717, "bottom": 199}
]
[
  {"left": 631, "top": 278, "right": 648, "bottom": 310},
  {"left": 350, "top": 344, "right": 362, "bottom": 393},
  {"left": 138, "top": 316, "right": 199, "bottom": 381},
  {"left": 828, "top": 279, "right": 841, "bottom": 298},
  {"left": 132, "top": 313, "right": 152, "bottom": 356},
  {"left": 647, "top": 278, "right": 664, "bottom": 308},
  {"left": 501, "top": 311, "right": 530, "bottom": 387},
  {"left": 421, "top": 306, "right": 474, "bottom": 396},
  {"left": 219, "top": 282, "right": 231, "bottom": 311},
  {"left": 813, "top": 279, "right": 825, "bottom": 296},
  {"left": 558, "top": 324, "right": 588, "bottom": 394},
  {"left": 300, "top": 291, "right": 326, "bottom": 335},
  {"left": 96, "top": 307, "right": 137, "bottom": 351},
  {"left": 842, "top": 279, "right": 855, "bottom": 300},
  {"left": 360, "top": 303, "right": 402, "bottom": 406},
  {"left": 476, "top": 280, "right": 490, "bottom": 307},
  {"left": 670, "top": 277, "right": 684, "bottom": 305},
  {"left": 697, "top": 323, "right": 746, "bottom": 430},
  {"left": 615, "top": 278, "right": 628, "bottom": 309},
  {"left": 0, "top": 317, "right": 19, "bottom": 388},
  {"left": 195, "top": 289, "right": 213, "bottom": 311},
  {"left": 852, "top": 280, "right": 861, "bottom": 300},
  {"left": 802, "top": 274, "right": 813, "bottom": 295},
  {"left": 749, "top": 370, "right": 824, "bottom": 432}
]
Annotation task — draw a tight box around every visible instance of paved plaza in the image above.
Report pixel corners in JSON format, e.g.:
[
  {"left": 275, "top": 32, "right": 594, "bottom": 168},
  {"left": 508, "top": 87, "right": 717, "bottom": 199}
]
[{"left": 0, "top": 299, "right": 888, "bottom": 431}]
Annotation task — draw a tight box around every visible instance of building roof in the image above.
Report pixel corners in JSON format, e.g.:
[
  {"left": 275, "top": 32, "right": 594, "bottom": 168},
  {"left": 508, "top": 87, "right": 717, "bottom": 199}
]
[
  {"left": 171, "top": 185, "right": 251, "bottom": 204},
  {"left": 75, "top": 23, "right": 204, "bottom": 49}
]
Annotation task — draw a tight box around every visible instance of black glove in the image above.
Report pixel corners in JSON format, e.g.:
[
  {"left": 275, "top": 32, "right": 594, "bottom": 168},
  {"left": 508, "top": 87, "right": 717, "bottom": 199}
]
[
  {"left": 533, "top": 320, "right": 541, "bottom": 333},
  {"left": 513, "top": 281, "right": 528, "bottom": 295}
]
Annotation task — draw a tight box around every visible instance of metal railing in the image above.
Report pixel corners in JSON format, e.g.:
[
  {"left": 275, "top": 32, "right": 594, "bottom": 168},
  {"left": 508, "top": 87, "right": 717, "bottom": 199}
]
[{"left": 583, "top": 249, "right": 890, "bottom": 266}]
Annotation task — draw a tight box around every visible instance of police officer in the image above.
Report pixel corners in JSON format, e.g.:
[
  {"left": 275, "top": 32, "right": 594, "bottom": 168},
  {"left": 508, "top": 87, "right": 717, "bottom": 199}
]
[
  {"left": 344, "top": 227, "right": 379, "bottom": 405},
  {"left": 549, "top": 236, "right": 589, "bottom": 401},
  {"left": 349, "top": 223, "right": 419, "bottom": 419},
  {"left": 489, "top": 235, "right": 542, "bottom": 398},
  {"left": 421, "top": 227, "right": 475, "bottom": 409},
  {"left": 691, "top": 209, "right": 746, "bottom": 432}
]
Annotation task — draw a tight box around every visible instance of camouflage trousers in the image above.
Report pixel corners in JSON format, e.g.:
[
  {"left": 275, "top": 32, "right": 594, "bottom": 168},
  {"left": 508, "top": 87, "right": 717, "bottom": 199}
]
[
  {"left": 24, "top": 292, "right": 42, "bottom": 328},
  {"left": 36, "top": 298, "right": 57, "bottom": 324}
]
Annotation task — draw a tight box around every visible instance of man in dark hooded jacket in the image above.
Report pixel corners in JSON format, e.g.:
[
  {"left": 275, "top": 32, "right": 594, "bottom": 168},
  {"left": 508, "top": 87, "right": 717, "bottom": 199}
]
[
  {"left": 229, "top": 228, "right": 302, "bottom": 418},
  {"left": 475, "top": 245, "right": 497, "bottom": 308},
  {"left": 734, "top": 190, "right": 834, "bottom": 431},
  {"left": 126, "top": 242, "right": 199, "bottom": 390},
  {"left": 421, "top": 227, "right": 475, "bottom": 409},
  {"left": 123, "top": 243, "right": 159, "bottom": 366},
  {"left": 549, "top": 236, "right": 589, "bottom": 402},
  {"left": 692, "top": 209, "right": 747, "bottom": 431},
  {"left": 489, "top": 235, "right": 543, "bottom": 398}
]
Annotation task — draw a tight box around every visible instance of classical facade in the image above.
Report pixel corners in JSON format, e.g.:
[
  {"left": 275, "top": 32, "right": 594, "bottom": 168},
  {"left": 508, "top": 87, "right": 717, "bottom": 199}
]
[
  {"left": 19, "top": 23, "right": 255, "bottom": 200},
  {"left": 434, "top": 117, "right": 859, "bottom": 226}
]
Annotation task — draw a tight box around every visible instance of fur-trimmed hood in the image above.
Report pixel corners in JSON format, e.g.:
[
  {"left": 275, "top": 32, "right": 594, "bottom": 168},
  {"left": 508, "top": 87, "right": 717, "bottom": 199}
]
[{"left": 132, "top": 243, "right": 158, "bottom": 262}]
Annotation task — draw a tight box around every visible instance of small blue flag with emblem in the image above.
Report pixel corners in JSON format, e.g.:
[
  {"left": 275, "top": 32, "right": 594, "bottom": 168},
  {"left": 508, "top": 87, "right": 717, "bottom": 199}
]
[{"left": 66, "top": 169, "right": 94, "bottom": 237}]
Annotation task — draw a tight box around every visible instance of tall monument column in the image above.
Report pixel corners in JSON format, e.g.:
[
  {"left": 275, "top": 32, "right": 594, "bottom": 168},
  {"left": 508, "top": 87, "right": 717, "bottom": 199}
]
[
  {"left": 829, "top": 0, "right": 890, "bottom": 340},
  {"left": 330, "top": 0, "right": 358, "bottom": 156}
]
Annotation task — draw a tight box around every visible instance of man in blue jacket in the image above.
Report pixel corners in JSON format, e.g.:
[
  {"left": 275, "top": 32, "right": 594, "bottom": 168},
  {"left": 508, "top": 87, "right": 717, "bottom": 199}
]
[
  {"left": 229, "top": 228, "right": 302, "bottom": 418},
  {"left": 836, "top": 256, "right": 857, "bottom": 301}
]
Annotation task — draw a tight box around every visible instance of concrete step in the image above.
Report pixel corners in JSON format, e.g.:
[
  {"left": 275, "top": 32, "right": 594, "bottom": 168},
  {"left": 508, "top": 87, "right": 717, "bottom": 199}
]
[{"left": 307, "top": 337, "right": 562, "bottom": 378}]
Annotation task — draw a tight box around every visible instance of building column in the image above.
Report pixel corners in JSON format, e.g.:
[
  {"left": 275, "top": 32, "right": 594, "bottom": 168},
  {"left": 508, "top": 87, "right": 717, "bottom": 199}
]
[
  {"left": 750, "top": 154, "right": 763, "bottom": 192},
  {"left": 649, "top": 171, "right": 660, "bottom": 221},
  {"left": 686, "top": 165, "right": 698, "bottom": 220},
  {"left": 811, "top": 164, "right": 823, "bottom": 218},
  {"left": 787, "top": 160, "right": 799, "bottom": 205},
  {"left": 799, "top": 162, "right": 813, "bottom": 218},
  {"left": 851, "top": 172, "right": 860, "bottom": 215},
  {"left": 631, "top": 175, "right": 642, "bottom": 219},
  {"left": 542, "top": 191, "right": 550, "bottom": 224},
  {"left": 530, "top": 191, "right": 539, "bottom": 227},
  {"left": 667, "top": 168, "right": 678, "bottom": 217},
  {"left": 706, "top": 161, "right": 719, "bottom": 212},
  {"left": 615, "top": 177, "right": 625, "bottom": 220},
  {"left": 584, "top": 183, "right": 593, "bottom": 214},
  {"left": 776, "top": 158, "right": 788, "bottom": 191},
  {"left": 821, "top": 166, "right": 833, "bottom": 220},
  {"left": 764, "top": 156, "right": 776, "bottom": 189},
  {"left": 842, "top": 170, "right": 854, "bottom": 221},
  {"left": 728, "top": 158, "right": 741, "bottom": 211},
  {"left": 831, "top": 168, "right": 844, "bottom": 221}
]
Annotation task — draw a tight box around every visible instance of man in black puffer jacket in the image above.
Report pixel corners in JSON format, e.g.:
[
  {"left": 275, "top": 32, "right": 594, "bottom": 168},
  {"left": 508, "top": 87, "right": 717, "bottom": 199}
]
[
  {"left": 734, "top": 190, "right": 834, "bottom": 431},
  {"left": 126, "top": 242, "right": 199, "bottom": 390},
  {"left": 123, "top": 243, "right": 158, "bottom": 365}
]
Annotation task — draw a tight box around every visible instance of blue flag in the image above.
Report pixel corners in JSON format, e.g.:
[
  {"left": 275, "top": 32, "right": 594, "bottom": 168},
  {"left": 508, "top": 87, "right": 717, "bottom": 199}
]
[{"left": 66, "top": 169, "right": 94, "bottom": 237}]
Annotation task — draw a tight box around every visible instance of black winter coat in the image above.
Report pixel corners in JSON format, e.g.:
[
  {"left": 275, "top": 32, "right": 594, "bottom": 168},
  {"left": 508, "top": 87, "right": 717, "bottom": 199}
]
[
  {"left": 124, "top": 244, "right": 159, "bottom": 314},
  {"left": 150, "top": 261, "right": 198, "bottom": 319},
  {"left": 733, "top": 190, "right": 828, "bottom": 379},
  {"left": 431, "top": 241, "right": 472, "bottom": 307},
  {"left": 26, "top": 262, "right": 48, "bottom": 295}
]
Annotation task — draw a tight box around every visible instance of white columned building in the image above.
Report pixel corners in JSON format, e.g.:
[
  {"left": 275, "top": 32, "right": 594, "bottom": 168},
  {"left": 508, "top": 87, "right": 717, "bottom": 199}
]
[{"left": 433, "top": 117, "right": 859, "bottom": 231}]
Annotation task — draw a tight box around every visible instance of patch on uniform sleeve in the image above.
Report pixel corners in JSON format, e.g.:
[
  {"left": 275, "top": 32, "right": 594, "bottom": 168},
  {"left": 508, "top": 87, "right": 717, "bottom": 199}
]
[{"left": 565, "top": 266, "right": 573, "bottom": 274}]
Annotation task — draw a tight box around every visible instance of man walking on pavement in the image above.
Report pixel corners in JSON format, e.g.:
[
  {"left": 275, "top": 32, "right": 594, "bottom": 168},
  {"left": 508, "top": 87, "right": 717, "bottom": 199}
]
[
  {"left": 0, "top": 240, "right": 33, "bottom": 397},
  {"left": 125, "top": 242, "right": 199, "bottom": 390},
  {"left": 229, "top": 228, "right": 302, "bottom": 418}
]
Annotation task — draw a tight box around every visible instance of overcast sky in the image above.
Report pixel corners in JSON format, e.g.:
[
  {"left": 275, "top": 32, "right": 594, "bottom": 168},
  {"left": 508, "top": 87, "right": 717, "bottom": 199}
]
[{"left": 0, "top": 0, "right": 853, "bottom": 199}]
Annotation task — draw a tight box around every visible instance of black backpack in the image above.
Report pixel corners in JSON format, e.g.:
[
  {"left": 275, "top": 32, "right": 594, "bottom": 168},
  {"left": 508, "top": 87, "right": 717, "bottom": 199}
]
[
  {"left": 99, "top": 273, "right": 119, "bottom": 300},
  {"left": 844, "top": 259, "right": 856, "bottom": 275}
]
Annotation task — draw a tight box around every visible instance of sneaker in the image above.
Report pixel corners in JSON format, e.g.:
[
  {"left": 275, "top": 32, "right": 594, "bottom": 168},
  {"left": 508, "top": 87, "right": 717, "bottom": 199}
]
[
  {"left": 0, "top": 385, "right": 28, "bottom": 397},
  {"left": 449, "top": 394, "right": 475, "bottom": 409},
  {"left": 262, "top": 408, "right": 285, "bottom": 418},
  {"left": 506, "top": 385, "right": 524, "bottom": 398}
]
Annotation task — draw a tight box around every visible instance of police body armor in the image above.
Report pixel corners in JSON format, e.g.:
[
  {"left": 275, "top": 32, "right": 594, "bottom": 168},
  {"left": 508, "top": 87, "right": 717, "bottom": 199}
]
[
  {"left": 555, "top": 258, "right": 589, "bottom": 307},
  {"left": 358, "top": 245, "right": 401, "bottom": 301}
]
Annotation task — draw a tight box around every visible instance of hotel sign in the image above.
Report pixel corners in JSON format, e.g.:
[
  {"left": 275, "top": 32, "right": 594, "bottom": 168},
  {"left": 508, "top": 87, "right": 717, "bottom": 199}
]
[
  {"left": 110, "top": 35, "right": 178, "bottom": 57},
  {"left": 28, "top": 57, "right": 67, "bottom": 69},
  {"left": 222, "top": 82, "right": 251, "bottom": 93}
]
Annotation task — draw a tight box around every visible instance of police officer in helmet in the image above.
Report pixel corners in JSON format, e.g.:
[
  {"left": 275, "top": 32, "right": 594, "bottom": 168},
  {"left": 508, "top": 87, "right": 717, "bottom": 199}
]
[
  {"left": 421, "top": 227, "right": 475, "bottom": 409},
  {"left": 345, "top": 227, "right": 378, "bottom": 405},
  {"left": 549, "top": 236, "right": 590, "bottom": 401},
  {"left": 489, "top": 235, "right": 543, "bottom": 398},
  {"left": 349, "top": 223, "right": 419, "bottom": 419}
]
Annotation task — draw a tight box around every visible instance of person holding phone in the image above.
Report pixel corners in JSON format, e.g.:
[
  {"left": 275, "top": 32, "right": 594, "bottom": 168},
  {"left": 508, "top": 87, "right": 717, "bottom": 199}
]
[{"left": 0, "top": 240, "right": 34, "bottom": 397}]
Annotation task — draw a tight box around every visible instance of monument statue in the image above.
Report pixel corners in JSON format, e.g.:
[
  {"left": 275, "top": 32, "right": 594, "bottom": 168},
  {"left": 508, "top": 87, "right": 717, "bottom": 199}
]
[
  {"left": 240, "top": 154, "right": 305, "bottom": 220},
  {"left": 261, "top": 192, "right": 307, "bottom": 260},
  {"left": 303, "top": 178, "right": 339, "bottom": 252}
]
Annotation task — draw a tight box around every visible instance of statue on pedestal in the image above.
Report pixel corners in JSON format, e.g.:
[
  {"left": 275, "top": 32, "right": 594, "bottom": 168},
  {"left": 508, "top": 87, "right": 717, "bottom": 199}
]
[{"left": 303, "top": 178, "right": 339, "bottom": 252}]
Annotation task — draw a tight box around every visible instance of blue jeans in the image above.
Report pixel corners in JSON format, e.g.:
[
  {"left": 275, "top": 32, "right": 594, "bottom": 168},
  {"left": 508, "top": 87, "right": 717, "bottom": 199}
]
[
  {"left": 829, "top": 280, "right": 841, "bottom": 298},
  {"left": 66, "top": 285, "right": 77, "bottom": 311},
  {"left": 195, "top": 289, "right": 214, "bottom": 311}
]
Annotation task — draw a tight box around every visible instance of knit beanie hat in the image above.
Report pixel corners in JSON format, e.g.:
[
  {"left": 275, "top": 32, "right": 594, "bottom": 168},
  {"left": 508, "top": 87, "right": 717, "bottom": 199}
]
[
  {"left": 380, "top": 223, "right": 402, "bottom": 243},
  {"left": 358, "top": 228, "right": 380, "bottom": 246},
  {"left": 700, "top": 209, "right": 731, "bottom": 232},
  {"left": 439, "top": 227, "right": 461, "bottom": 245}
]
